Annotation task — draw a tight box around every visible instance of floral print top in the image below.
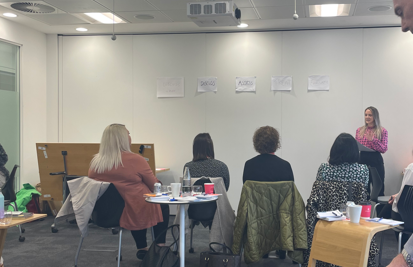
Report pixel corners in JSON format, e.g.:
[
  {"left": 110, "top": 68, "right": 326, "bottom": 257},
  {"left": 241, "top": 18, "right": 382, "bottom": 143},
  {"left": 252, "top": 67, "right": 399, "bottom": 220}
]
[{"left": 316, "top": 162, "right": 369, "bottom": 188}]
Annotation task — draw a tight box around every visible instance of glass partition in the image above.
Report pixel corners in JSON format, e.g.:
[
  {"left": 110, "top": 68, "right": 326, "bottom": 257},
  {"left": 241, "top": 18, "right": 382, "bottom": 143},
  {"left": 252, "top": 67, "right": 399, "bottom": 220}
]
[{"left": 0, "top": 40, "right": 20, "bottom": 189}]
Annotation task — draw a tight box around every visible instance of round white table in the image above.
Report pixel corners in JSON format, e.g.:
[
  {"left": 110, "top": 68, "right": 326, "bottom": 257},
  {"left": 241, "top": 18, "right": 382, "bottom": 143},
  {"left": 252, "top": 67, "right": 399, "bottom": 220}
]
[{"left": 146, "top": 197, "right": 218, "bottom": 267}]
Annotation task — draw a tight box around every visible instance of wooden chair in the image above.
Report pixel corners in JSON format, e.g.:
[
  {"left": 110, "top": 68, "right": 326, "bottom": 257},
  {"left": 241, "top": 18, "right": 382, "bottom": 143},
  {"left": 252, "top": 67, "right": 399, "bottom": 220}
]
[{"left": 308, "top": 219, "right": 393, "bottom": 267}]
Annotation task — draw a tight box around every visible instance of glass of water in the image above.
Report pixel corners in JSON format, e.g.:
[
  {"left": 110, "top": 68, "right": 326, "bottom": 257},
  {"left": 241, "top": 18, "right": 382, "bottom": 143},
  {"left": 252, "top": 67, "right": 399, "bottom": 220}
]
[{"left": 192, "top": 185, "right": 203, "bottom": 196}]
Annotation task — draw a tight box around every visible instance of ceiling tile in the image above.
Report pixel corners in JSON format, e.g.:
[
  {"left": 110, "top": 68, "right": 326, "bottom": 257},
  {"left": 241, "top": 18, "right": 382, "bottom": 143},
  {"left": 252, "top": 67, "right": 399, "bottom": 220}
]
[
  {"left": 24, "top": 13, "right": 89, "bottom": 25},
  {"left": 354, "top": 2, "right": 394, "bottom": 16},
  {"left": 43, "top": 0, "right": 108, "bottom": 13},
  {"left": 161, "top": 9, "right": 191, "bottom": 22},
  {"left": 148, "top": 0, "right": 198, "bottom": 10},
  {"left": 305, "top": 0, "right": 356, "bottom": 4},
  {"left": 256, "top": 5, "right": 305, "bottom": 19},
  {"left": 233, "top": 0, "right": 254, "bottom": 8},
  {"left": 116, "top": 11, "right": 172, "bottom": 23},
  {"left": 253, "top": 0, "right": 304, "bottom": 7},
  {"left": 94, "top": 0, "right": 156, "bottom": 12},
  {"left": 239, "top": 7, "right": 259, "bottom": 20}
]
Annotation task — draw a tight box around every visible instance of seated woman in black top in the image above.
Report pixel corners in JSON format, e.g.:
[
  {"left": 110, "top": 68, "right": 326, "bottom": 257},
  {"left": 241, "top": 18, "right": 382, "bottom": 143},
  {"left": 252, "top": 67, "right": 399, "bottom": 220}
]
[
  {"left": 184, "top": 133, "right": 230, "bottom": 191},
  {"left": 243, "top": 126, "right": 294, "bottom": 183}
]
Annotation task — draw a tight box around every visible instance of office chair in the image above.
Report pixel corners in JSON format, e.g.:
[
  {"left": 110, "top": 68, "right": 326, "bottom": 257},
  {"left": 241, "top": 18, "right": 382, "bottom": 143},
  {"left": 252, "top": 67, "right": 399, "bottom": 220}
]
[
  {"left": 2, "top": 165, "right": 25, "bottom": 242},
  {"left": 378, "top": 185, "right": 413, "bottom": 266},
  {"left": 187, "top": 177, "right": 217, "bottom": 253},
  {"left": 74, "top": 183, "right": 155, "bottom": 267},
  {"left": 74, "top": 183, "right": 124, "bottom": 267},
  {"left": 394, "top": 185, "right": 413, "bottom": 253}
]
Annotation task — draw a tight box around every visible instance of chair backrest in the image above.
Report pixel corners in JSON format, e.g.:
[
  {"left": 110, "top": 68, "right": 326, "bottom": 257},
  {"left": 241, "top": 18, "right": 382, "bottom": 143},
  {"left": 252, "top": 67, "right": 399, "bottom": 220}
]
[
  {"left": 91, "top": 183, "right": 125, "bottom": 228},
  {"left": 2, "top": 165, "right": 19, "bottom": 202},
  {"left": 369, "top": 166, "right": 382, "bottom": 202},
  {"left": 397, "top": 185, "right": 413, "bottom": 232},
  {"left": 188, "top": 177, "right": 217, "bottom": 222}
]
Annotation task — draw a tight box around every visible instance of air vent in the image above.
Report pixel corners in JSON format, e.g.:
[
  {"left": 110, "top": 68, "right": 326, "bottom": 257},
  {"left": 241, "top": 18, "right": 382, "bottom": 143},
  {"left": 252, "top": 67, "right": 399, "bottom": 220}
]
[
  {"left": 11, "top": 2, "right": 55, "bottom": 14},
  {"left": 204, "top": 5, "right": 213, "bottom": 14},
  {"left": 215, "top": 3, "right": 227, "bottom": 14},
  {"left": 190, "top": 4, "right": 202, "bottom": 15}
]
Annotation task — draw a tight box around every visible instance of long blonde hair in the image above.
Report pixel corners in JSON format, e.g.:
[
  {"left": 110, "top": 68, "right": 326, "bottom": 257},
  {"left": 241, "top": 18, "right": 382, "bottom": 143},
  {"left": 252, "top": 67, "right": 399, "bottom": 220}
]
[
  {"left": 358, "top": 106, "right": 383, "bottom": 140},
  {"left": 90, "top": 124, "right": 131, "bottom": 173}
]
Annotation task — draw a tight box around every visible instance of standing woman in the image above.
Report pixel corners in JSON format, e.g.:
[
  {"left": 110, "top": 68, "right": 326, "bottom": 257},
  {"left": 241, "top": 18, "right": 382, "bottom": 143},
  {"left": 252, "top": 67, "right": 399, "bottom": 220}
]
[{"left": 356, "top": 106, "right": 388, "bottom": 196}]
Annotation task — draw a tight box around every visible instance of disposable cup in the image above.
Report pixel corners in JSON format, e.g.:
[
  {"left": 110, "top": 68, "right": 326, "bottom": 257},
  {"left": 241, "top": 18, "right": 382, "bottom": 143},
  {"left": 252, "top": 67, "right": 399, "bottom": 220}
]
[
  {"left": 204, "top": 183, "right": 214, "bottom": 194},
  {"left": 349, "top": 205, "right": 362, "bottom": 223},
  {"left": 170, "top": 183, "right": 181, "bottom": 198}
]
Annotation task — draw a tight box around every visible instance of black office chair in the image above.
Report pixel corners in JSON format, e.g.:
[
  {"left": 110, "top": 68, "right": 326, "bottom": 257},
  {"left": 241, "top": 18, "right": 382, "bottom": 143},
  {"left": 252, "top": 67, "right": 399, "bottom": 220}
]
[
  {"left": 187, "top": 177, "right": 217, "bottom": 253},
  {"left": 394, "top": 185, "right": 413, "bottom": 253},
  {"left": 74, "top": 183, "right": 125, "bottom": 267},
  {"left": 2, "top": 165, "right": 25, "bottom": 242}
]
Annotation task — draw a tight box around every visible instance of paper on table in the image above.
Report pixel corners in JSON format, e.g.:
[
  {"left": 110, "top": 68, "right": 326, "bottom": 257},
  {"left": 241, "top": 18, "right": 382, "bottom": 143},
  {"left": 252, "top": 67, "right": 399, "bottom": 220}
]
[
  {"left": 367, "top": 218, "right": 404, "bottom": 226},
  {"left": 357, "top": 141, "right": 375, "bottom": 152},
  {"left": 317, "top": 210, "right": 346, "bottom": 221}
]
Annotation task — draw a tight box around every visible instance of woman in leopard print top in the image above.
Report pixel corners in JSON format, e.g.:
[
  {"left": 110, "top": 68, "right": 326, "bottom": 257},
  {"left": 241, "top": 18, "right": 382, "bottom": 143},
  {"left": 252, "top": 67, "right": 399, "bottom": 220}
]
[{"left": 316, "top": 133, "right": 369, "bottom": 188}]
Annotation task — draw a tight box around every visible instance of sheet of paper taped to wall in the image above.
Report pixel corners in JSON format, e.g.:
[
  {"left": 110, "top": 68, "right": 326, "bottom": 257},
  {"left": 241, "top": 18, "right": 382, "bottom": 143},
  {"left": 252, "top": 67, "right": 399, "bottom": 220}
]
[
  {"left": 43, "top": 194, "right": 51, "bottom": 198},
  {"left": 144, "top": 157, "right": 149, "bottom": 161},
  {"left": 43, "top": 151, "right": 48, "bottom": 159},
  {"left": 144, "top": 145, "right": 151, "bottom": 149},
  {"left": 38, "top": 146, "right": 46, "bottom": 150}
]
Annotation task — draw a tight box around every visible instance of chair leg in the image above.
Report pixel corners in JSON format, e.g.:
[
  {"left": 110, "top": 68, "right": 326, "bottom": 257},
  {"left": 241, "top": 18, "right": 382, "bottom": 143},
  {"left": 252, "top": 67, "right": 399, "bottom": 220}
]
[
  {"left": 398, "top": 232, "right": 402, "bottom": 254},
  {"left": 189, "top": 220, "right": 194, "bottom": 253},
  {"left": 117, "top": 229, "right": 123, "bottom": 267},
  {"left": 74, "top": 236, "right": 84, "bottom": 267},
  {"left": 373, "top": 203, "right": 380, "bottom": 218},
  {"left": 151, "top": 227, "right": 155, "bottom": 242},
  {"left": 378, "top": 231, "right": 385, "bottom": 266}
]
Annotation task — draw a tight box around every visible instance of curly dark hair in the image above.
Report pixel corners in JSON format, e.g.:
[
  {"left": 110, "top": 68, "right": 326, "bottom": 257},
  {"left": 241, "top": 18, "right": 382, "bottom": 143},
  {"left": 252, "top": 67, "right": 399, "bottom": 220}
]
[{"left": 253, "top": 126, "right": 280, "bottom": 154}]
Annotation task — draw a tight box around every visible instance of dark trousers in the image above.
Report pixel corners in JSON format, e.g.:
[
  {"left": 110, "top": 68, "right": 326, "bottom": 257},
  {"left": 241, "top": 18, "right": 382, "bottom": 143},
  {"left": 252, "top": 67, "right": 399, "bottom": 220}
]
[
  {"left": 131, "top": 204, "right": 170, "bottom": 249},
  {"left": 360, "top": 151, "right": 385, "bottom": 196},
  {"left": 378, "top": 204, "right": 410, "bottom": 249}
]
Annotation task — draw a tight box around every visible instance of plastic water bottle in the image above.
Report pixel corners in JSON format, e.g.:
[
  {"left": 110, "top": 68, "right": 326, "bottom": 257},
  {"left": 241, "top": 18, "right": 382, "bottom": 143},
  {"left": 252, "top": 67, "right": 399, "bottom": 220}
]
[
  {"left": 183, "top": 167, "right": 191, "bottom": 187},
  {"left": 0, "top": 190, "right": 4, "bottom": 222}
]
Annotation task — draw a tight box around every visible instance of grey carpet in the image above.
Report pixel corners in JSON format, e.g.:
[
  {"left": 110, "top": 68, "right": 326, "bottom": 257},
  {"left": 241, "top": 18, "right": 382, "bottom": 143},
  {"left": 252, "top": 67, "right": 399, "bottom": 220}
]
[{"left": 2, "top": 216, "right": 404, "bottom": 266}]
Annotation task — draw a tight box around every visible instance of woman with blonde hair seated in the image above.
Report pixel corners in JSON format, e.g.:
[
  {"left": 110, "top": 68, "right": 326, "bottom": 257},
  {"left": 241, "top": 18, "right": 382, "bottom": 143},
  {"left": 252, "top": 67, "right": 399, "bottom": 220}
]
[{"left": 88, "top": 124, "right": 169, "bottom": 260}]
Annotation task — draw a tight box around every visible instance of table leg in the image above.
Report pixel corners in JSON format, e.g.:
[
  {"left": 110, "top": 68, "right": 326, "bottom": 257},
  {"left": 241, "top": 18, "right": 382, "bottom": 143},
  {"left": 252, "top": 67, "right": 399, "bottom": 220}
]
[
  {"left": 0, "top": 229, "right": 8, "bottom": 258},
  {"left": 179, "top": 204, "right": 185, "bottom": 267}
]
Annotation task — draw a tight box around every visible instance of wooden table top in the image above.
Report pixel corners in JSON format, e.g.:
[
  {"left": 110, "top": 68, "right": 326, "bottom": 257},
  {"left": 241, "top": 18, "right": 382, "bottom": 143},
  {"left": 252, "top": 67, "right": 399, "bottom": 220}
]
[
  {"left": 0, "top": 214, "right": 47, "bottom": 229},
  {"left": 317, "top": 218, "right": 395, "bottom": 232}
]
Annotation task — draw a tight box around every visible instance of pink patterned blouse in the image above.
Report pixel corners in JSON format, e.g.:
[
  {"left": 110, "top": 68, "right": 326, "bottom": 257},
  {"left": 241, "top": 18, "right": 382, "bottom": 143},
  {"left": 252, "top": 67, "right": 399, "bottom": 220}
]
[{"left": 355, "top": 126, "right": 388, "bottom": 153}]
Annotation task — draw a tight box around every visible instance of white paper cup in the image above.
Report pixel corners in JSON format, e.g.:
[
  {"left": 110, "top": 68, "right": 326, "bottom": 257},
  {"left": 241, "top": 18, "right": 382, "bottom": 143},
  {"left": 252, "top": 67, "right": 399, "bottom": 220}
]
[
  {"left": 170, "top": 183, "right": 181, "bottom": 198},
  {"left": 349, "top": 205, "right": 362, "bottom": 223}
]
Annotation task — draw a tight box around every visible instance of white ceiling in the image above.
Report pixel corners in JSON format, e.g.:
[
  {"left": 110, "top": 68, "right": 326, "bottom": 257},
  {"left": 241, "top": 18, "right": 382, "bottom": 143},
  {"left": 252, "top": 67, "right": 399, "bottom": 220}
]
[{"left": 0, "top": 0, "right": 401, "bottom": 35}]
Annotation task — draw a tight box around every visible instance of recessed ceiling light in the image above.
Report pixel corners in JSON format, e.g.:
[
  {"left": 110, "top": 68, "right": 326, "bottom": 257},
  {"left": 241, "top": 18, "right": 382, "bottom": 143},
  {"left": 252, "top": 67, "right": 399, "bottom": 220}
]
[
  {"left": 3, "top": 13, "right": 17, "bottom": 18},
  {"left": 309, "top": 4, "right": 351, "bottom": 17},
  {"left": 237, "top": 23, "right": 248, "bottom": 28},
  {"left": 76, "top": 27, "right": 88, "bottom": 32},
  {"left": 369, "top": 6, "right": 391, "bottom": 12},
  {"left": 84, "top": 13, "right": 124, "bottom": 24},
  {"left": 134, "top": 14, "right": 155, "bottom": 20}
]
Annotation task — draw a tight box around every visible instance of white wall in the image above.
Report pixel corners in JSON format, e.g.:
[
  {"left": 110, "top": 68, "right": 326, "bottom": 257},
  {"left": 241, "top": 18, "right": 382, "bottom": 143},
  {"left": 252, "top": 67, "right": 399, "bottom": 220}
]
[
  {"left": 0, "top": 17, "right": 47, "bottom": 187},
  {"left": 57, "top": 28, "right": 413, "bottom": 210}
]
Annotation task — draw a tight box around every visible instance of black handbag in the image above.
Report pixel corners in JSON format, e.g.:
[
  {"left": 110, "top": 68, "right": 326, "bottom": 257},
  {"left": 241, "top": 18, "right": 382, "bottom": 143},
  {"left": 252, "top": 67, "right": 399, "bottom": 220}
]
[
  {"left": 140, "top": 224, "right": 180, "bottom": 267},
  {"left": 200, "top": 242, "right": 241, "bottom": 267}
]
